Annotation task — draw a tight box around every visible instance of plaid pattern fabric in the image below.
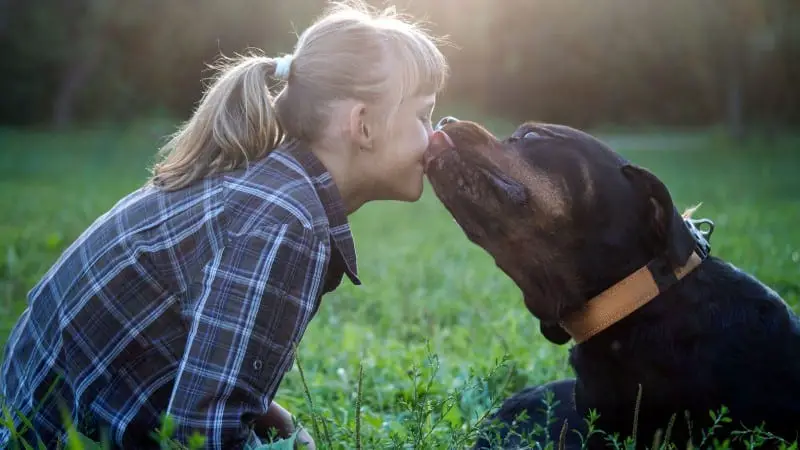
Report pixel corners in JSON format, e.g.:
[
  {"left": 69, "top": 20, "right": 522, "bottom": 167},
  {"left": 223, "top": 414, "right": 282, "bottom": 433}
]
[{"left": 0, "top": 139, "right": 360, "bottom": 449}]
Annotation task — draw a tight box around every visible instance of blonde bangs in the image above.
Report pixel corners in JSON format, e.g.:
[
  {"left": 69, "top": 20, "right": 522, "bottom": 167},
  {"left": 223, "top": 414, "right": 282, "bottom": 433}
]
[
  {"left": 396, "top": 31, "right": 450, "bottom": 100},
  {"left": 384, "top": 20, "right": 449, "bottom": 102},
  {"left": 370, "top": 20, "right": 449, "bottom": 135},
  {"left": 330, "top": 1, "right": 449, "bottom": 99}
]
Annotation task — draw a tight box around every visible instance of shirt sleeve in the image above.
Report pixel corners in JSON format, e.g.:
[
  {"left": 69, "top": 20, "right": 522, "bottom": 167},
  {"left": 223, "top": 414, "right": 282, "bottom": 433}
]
[{"left": 165, "top": 220, "right": 328, "bottom": 449}]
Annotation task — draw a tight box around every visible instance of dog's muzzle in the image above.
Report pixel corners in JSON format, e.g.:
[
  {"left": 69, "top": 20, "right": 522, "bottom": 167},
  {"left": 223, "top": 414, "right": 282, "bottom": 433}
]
[{"left": 435, "top": 116, "right": 459, "bottom": 131}]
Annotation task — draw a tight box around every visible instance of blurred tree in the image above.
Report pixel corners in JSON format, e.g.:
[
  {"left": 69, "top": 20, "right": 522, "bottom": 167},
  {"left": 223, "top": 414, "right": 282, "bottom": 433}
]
[{"left": 0, "top": 0, "right": 797, "bottom": 133}]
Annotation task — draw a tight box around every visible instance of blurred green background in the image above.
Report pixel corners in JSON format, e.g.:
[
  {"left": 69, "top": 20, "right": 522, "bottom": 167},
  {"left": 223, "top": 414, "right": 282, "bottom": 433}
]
[{"left": 1, "top": 1, "right": 799, "bottom": 448}]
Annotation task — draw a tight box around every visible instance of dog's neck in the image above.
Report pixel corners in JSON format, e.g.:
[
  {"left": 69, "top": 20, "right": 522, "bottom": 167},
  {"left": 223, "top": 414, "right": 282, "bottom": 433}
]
[
  {"left": 559, "top": 217, "right": 714, "bottom": 344},
  {"left": 559, "top": 251, "right": 705, "bottom": 343}
]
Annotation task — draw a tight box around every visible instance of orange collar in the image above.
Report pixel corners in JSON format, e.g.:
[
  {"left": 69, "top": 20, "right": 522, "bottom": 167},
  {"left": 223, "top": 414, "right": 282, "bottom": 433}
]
[{"left": 559, "top": 251, "right": 704, "bottom": 344}]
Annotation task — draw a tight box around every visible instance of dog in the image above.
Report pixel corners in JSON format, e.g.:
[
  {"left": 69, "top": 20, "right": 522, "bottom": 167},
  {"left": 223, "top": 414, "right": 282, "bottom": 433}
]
[{"left": 424, "top": 117, "right": 800, "bottom": 449}]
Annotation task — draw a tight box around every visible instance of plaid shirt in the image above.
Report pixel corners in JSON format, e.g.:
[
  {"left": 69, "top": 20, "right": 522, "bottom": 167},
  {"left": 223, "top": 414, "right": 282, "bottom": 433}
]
[{"left": 0, "top": 140, "right": 360, "bottom": 449}]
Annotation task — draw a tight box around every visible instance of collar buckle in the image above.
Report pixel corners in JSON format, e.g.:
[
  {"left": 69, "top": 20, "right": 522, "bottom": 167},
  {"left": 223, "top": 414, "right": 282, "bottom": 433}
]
[{"left": 684, "top": 217, "right": 714, "bottom": 259}]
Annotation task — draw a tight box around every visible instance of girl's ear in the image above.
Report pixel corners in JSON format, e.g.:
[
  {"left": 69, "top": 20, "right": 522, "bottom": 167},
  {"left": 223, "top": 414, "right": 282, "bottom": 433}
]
[{"left": 349, "top": 102, "right": 373, "bottom": 151}]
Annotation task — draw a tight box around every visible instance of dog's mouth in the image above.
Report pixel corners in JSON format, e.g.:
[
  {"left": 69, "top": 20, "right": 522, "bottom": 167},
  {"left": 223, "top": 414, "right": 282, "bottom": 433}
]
[
  {"left": 423, "top": 130, "right": 455, "bottom": 172},
  {"left": 423, "top": 123, "right": 538, "bottom": 262},
  {"left": 423, "top": 116, "right": 462, "bottom": 172},
  {"left": 424, "top": 121, "right": 530, "bottom": 211}
]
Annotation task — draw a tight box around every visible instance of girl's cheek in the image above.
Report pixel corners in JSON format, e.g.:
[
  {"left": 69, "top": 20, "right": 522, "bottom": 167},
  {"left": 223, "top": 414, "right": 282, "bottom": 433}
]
[{"left": 422, "top": 124, "right": 433, "bottom": 145}]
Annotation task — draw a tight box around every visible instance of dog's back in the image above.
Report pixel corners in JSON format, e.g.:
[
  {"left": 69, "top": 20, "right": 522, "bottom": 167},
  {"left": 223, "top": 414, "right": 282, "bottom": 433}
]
[
  {"left": 476, "top": 258, "right": 800, "bottom": 449},
  {"left": 566, "top": 256, "right": 800, "bottom": 448}
]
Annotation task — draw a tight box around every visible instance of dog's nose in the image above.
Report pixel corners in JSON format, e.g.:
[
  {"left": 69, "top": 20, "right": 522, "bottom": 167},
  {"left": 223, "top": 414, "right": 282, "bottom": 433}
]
[{"left": 435, "top": 116, "right": 459, "bottom": 131}]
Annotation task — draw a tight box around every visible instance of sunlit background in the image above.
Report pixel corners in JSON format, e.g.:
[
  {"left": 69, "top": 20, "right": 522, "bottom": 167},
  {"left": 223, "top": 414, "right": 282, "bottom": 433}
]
[
  {"left": 0, "top": 1, "right": 799, "bottom": 447},
  {"left": 1, "top": 0, "right": 797, "bottom": 134}
]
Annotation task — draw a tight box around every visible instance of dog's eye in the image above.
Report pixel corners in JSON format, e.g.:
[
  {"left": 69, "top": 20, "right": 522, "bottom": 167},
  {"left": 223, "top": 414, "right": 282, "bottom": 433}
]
[
  {"left": 508, "top": 127, "right": 548, "bottom": 143},
  {"left": 523, "top": 131, "right": 541, "bottom": 139}
]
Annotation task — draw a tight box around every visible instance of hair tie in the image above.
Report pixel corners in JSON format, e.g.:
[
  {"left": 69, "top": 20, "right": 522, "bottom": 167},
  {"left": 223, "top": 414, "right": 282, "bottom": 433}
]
[{"left": 273, "top": 54, "right": 293, "bottom": 81}]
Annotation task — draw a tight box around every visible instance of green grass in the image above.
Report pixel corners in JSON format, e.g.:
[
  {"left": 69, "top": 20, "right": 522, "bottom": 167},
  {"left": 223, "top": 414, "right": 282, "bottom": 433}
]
[{"left": 0, "top": 117, "right": 799, "bottom": 449}]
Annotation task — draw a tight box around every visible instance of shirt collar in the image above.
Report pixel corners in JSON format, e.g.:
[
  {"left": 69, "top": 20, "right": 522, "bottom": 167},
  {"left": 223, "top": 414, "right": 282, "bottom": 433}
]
[{"left": 282, "top": 139, "right": 361, "bottom": 286}]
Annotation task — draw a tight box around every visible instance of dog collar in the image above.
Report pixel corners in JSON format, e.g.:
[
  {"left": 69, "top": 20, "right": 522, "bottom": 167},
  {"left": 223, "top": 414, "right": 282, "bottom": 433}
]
[{"left": 559, "top": 218, "right": 714, "bottom": 344}]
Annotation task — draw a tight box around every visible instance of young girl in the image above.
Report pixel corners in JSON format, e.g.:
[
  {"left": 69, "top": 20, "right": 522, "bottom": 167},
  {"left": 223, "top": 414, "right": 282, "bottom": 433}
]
[{"left": 0, "top": 1, "right": 449, "bottom": 449}]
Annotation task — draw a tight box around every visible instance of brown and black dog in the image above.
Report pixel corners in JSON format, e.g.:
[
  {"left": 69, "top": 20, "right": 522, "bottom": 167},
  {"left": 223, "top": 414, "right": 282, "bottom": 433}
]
[{"left": 424, "top": 117, "right": 800, "bottom": 449}]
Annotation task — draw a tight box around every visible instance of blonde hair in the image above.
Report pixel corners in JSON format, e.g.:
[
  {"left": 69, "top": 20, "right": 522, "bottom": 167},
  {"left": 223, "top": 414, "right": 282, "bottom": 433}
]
[{"left": 149, "top": 0, "right": 449, "bottom": 191}]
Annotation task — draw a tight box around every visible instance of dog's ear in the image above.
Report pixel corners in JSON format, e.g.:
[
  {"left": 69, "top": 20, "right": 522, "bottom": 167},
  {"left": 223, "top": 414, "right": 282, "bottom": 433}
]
[
  {"left": 540, "top": 322, "right": 572, "bottom": 345},
  {"left": 621, "top": 164, "right": 694, "bottom": 267}
]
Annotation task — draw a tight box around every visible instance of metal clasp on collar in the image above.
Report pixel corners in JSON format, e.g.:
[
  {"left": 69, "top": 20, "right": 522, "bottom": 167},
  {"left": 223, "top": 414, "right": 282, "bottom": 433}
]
[{"left": 685, "top": 217, "right": 714, "bottom": 259}]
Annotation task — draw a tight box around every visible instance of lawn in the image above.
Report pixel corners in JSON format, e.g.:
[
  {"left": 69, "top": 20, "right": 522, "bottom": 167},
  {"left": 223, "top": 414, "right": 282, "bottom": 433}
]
[{"left": 0, "top": 116, "right": 798, "bottom": 449}]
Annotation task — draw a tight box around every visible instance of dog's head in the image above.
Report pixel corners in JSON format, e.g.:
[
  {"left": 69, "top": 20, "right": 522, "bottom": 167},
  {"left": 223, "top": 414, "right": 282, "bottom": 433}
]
[{"left": 425, "top": 118, "right": 698, "bottom": 344}]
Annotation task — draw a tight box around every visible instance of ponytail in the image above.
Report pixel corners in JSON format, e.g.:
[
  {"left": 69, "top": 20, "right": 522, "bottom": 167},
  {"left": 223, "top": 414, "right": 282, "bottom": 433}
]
[
  {"left": 149, "top": 0, "right": 449, "bottom": 192},
  {"left": 149, "top": 53, "right": 286, "bottom": 191}
]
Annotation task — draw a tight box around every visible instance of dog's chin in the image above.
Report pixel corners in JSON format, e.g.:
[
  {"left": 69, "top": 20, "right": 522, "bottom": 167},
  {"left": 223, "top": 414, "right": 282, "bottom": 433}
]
[
  {"left": 540, "top": 322, "right": 572, "bottom": 345},
  {"left": 520, "top": 284, "right": 583, "bottom": 346}
]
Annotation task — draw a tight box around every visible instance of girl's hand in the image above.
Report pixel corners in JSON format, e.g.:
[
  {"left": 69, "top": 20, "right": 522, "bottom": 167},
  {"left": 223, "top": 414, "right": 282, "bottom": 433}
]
[
  {"left": 254, "top": 401, "right": 315, "bottom": 448},
  {"left": 295, "top": 426, "right": 316, "bottom": 449}
]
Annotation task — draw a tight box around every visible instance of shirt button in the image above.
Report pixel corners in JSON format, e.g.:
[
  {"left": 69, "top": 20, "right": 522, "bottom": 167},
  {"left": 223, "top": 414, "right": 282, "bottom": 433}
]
[{"left": 253, "top": 359, "right": 263, "bottom": 371}]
